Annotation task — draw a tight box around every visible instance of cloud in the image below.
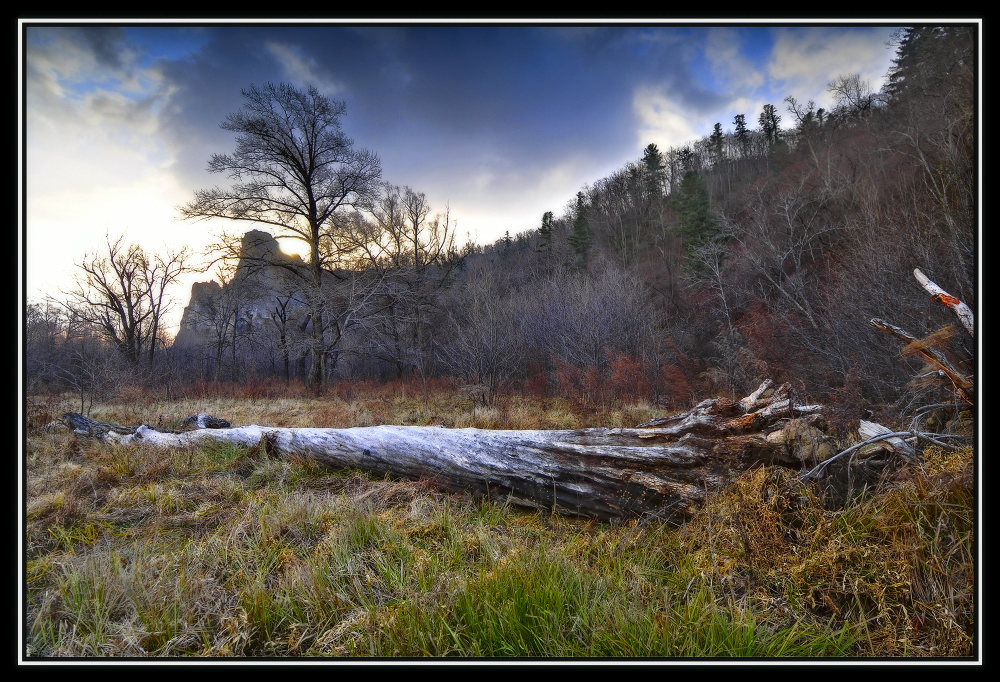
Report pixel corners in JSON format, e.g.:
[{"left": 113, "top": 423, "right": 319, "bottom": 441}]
[
  {"left": 26, "top": 27, "right": 159, "bottom": 97},
  {"left": 28, "top": 27, "right": 122, "bottom": 81},
  {"left": 767, "top": 27, "right": 898, "bottom": 109},
  {"left": 630, "top": 26, "right": 899, "bottom": 147},
  {"left": 24, "top": 28, "right": 223, "bottom": 331},
  {"left": 265, "top": 41, "right": 344, "bottom": 96},
  {"left": 26, "top": 27, "right": 174, "bottom": 155},
  {"left": 535, "top": 157, "right": 592, "bottom": 201},
  {"left": 404, "top": 150, "right": 611, "bottom": 246},
  {"left": 705, "top": 27, "right": 765, "bottom": 92},
  {"left": 633, "top": 87, "right": 700, "bottom": 151},
  {"left": 79, "top": 27, "right": 132, "bottom": 69}
]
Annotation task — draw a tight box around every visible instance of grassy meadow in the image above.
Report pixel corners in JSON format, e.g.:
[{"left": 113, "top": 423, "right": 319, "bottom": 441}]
[{"left": 23, "top": 384, "right": 975, "bottom": 658}]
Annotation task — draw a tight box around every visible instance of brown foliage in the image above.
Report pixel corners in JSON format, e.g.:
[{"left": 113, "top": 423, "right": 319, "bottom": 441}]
[
  {"left": 735, "top": 303, "right": 794, "bottom": 382},
  {"left": 605, "top": 350, "right": 651, "bottom": 403},
  {"left": 656, "top": 342, "right": 706, "bottom": 408},
  {"left": 552, "top": 357, "right": 583, "bottom": 399},
  {"left": 658, "top": 364, "right": 693, "bottom": 408},
  {"left": 825, "top": 364, "right": 864, "bottom": 437},
  {"left": 521, "top": 362, "right": 550, "bottom": 398}
]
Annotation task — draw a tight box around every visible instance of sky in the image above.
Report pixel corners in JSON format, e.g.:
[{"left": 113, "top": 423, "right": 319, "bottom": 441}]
[{"left": 21, "top": 20, "right": 905, "bottom": 333}]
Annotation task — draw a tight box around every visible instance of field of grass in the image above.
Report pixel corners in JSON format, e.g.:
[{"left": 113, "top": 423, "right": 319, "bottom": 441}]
[{"left": 23, "top": 388, "right": 976, "bottom": 658}]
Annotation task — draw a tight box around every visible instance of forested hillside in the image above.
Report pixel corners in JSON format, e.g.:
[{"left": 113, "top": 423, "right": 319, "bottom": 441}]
[{"left": 437, "top": 26, "right": 975, "bottom": 410}]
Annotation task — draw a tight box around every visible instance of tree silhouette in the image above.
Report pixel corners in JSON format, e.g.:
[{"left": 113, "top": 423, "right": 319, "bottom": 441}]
[
  {"left": 181, "top": 82, "right": 382, "bottom": 387},
  {"left": 758, "top": 104, "right": 781, "bottom": 146}
]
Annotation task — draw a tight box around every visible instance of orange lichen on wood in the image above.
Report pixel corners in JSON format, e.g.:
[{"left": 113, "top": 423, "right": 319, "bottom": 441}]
[
  {"left": 722, "top": 413, "right": 761, "bottom": 432},
  {"left": 934, "top": 293, "right": 962, "bottom": 307}
]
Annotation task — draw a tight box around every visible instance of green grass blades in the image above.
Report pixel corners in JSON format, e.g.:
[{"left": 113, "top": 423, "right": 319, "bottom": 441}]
[{"left": 24, "top": 396, "right": 975, "bottom": 658}]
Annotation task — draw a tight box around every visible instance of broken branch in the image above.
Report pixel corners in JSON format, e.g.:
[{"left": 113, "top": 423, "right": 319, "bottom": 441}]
[
  {"left": 869, "top": 317, "right": 972, "bottom": 401},
  {"left": 914, "top": 268, "right": 974, "bottom": 337}
]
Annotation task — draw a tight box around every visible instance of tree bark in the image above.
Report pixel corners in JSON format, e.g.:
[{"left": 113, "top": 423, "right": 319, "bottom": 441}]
[
  {"left": 60, "top": 412, "right": 232, "bottom": 440},
  {"left": 64, "top": 382, "right": 830, "bottom": 521}
]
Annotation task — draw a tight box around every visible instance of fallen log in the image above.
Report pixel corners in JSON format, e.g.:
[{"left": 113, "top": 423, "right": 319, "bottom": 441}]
[
  {"left": 63, "top": 382, "right": 843, "bottom": 521},
  {"left": 59, "top": 412, "right": 232, "bottom": 442},
  {"left": 59, "top": 413, "right": 143, "bottom": 440}
]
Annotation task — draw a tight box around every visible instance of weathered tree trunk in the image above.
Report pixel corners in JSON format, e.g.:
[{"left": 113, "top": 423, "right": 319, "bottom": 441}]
[
  {"left": 913, "top": 268, "right": 974, "bottom": 337},
  {"left": 63, "top": 382, "right": 831, "bottom": 521},
  {"left": 60, "top": 412, "right": 232, "bottom": 440}
]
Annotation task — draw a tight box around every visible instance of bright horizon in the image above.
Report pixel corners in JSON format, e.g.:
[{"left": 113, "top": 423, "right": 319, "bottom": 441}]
[{"left": 21, "top": 19, "right": 903, "bottom": 335}]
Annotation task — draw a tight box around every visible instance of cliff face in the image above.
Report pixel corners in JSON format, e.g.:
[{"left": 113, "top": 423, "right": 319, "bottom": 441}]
[
  {"left": 173, "top": 281, "right": 223, "bottom": 348},
  {"left": 173, "top": 230, "right": 310, "bottom": 349}
]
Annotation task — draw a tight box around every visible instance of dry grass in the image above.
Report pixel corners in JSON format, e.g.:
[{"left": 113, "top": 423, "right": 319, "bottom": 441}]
[
  {"left": 676, "top": 448, "right": 975, "bottom": 657},
  {"left": 53, "top": 385, "right": 661, "bottom": 433},
  {"left": 23, "top": 390, "right": 975, "bottom": 658}
]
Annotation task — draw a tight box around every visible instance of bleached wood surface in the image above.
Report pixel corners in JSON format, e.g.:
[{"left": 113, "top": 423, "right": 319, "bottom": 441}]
[
  {"left": 122, "top": 422, "right": 718, "bottom": 519},
  {"left": 858, "top": 419, "right": 916, "bottom": 456},
  {"left": 913, "top": 268, "right": 974, "bottom": 337},
  {"left": 62, "top": 381, "right": 832, "bottom": 520}
]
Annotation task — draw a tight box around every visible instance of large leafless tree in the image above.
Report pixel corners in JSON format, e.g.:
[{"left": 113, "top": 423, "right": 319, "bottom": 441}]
[{"left": 181, "top": 82, "right": 382, "bottom": 387}]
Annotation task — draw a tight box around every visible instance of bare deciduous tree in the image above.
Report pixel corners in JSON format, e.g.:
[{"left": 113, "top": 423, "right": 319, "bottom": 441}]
[
  {"left": 827, "top": 73, "right": 877, "bottom": 119},
  {"left": 181, "top": 82, "right": 382, "bottom": 387},
  {"left": 336, "top": 183, "right": 457, "bottom": 393},
  {"left": 438, "top": 269, "right": 523, "bottom": 403},
  {"left": 65, "top": 235, "right": 188, "bottom": 368}
]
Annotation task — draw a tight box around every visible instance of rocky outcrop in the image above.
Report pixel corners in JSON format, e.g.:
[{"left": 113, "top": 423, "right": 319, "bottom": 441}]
[
  {"left": 173, "top": 281, "right": 223, "bottom": 348},
  {"left": 173, "top": 230, "right": 310, "bottom": 349}
]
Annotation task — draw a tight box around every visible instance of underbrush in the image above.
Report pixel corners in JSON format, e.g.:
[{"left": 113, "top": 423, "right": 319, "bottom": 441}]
[
  {"left": 676, "top": 448, "right": 975, "bottom": 657},
  {"left": 23, "top": 395, "right": 975, "bottom": 658}
]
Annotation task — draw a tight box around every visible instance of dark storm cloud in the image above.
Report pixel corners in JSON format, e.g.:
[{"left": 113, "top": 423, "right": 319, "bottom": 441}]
[
  {"left": 79, "top": 26, "right": 131, "bottom": 69},
  {"left": 543, "top": 26, "right": 730, "bottom": 112},
  {"left": 27, "top": 26, "right": 136, "bottom": 80},
  {"left": 154, "top": 25, "right": 721, "bottom": 204},
  {"left": 154, "top": 28, "right": 288, "bottom": 193},
  {"left": 156, "top": 26, "right": 399, "bottom": 193}
]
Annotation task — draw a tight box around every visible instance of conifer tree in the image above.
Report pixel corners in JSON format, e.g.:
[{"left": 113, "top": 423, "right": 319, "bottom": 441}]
[
  {"left": 677, "top": 147, "right": 695, "bottom": 174},
  {"left": 537, "top": 211, "right": 553, "bottom": 254},
  {"left": 641, "top": 143, "right": 667, "bottom": 195},
  {"left": 758, "top": 103, "right": 781, "bottom": 146},
  {"left": 885, "top": 26, "right": 974, "bottom": 106},
  {"left": 501, "top": 230, "right": 513, "bottom": 255},
  {"left": 708, "top": 122, "right": 725, "bottom": 166},
  {"left": 733, "top": 113, "right": 750, "bottom": 158},
  {"left": 669, "top": 171, "right": 717, "bottom": 251},
  {"left": 885, "top": 27, "right": 933, "bottom": 102},
  {"left": 568, "top": 191, "right": 592, "bottom": 268}
]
